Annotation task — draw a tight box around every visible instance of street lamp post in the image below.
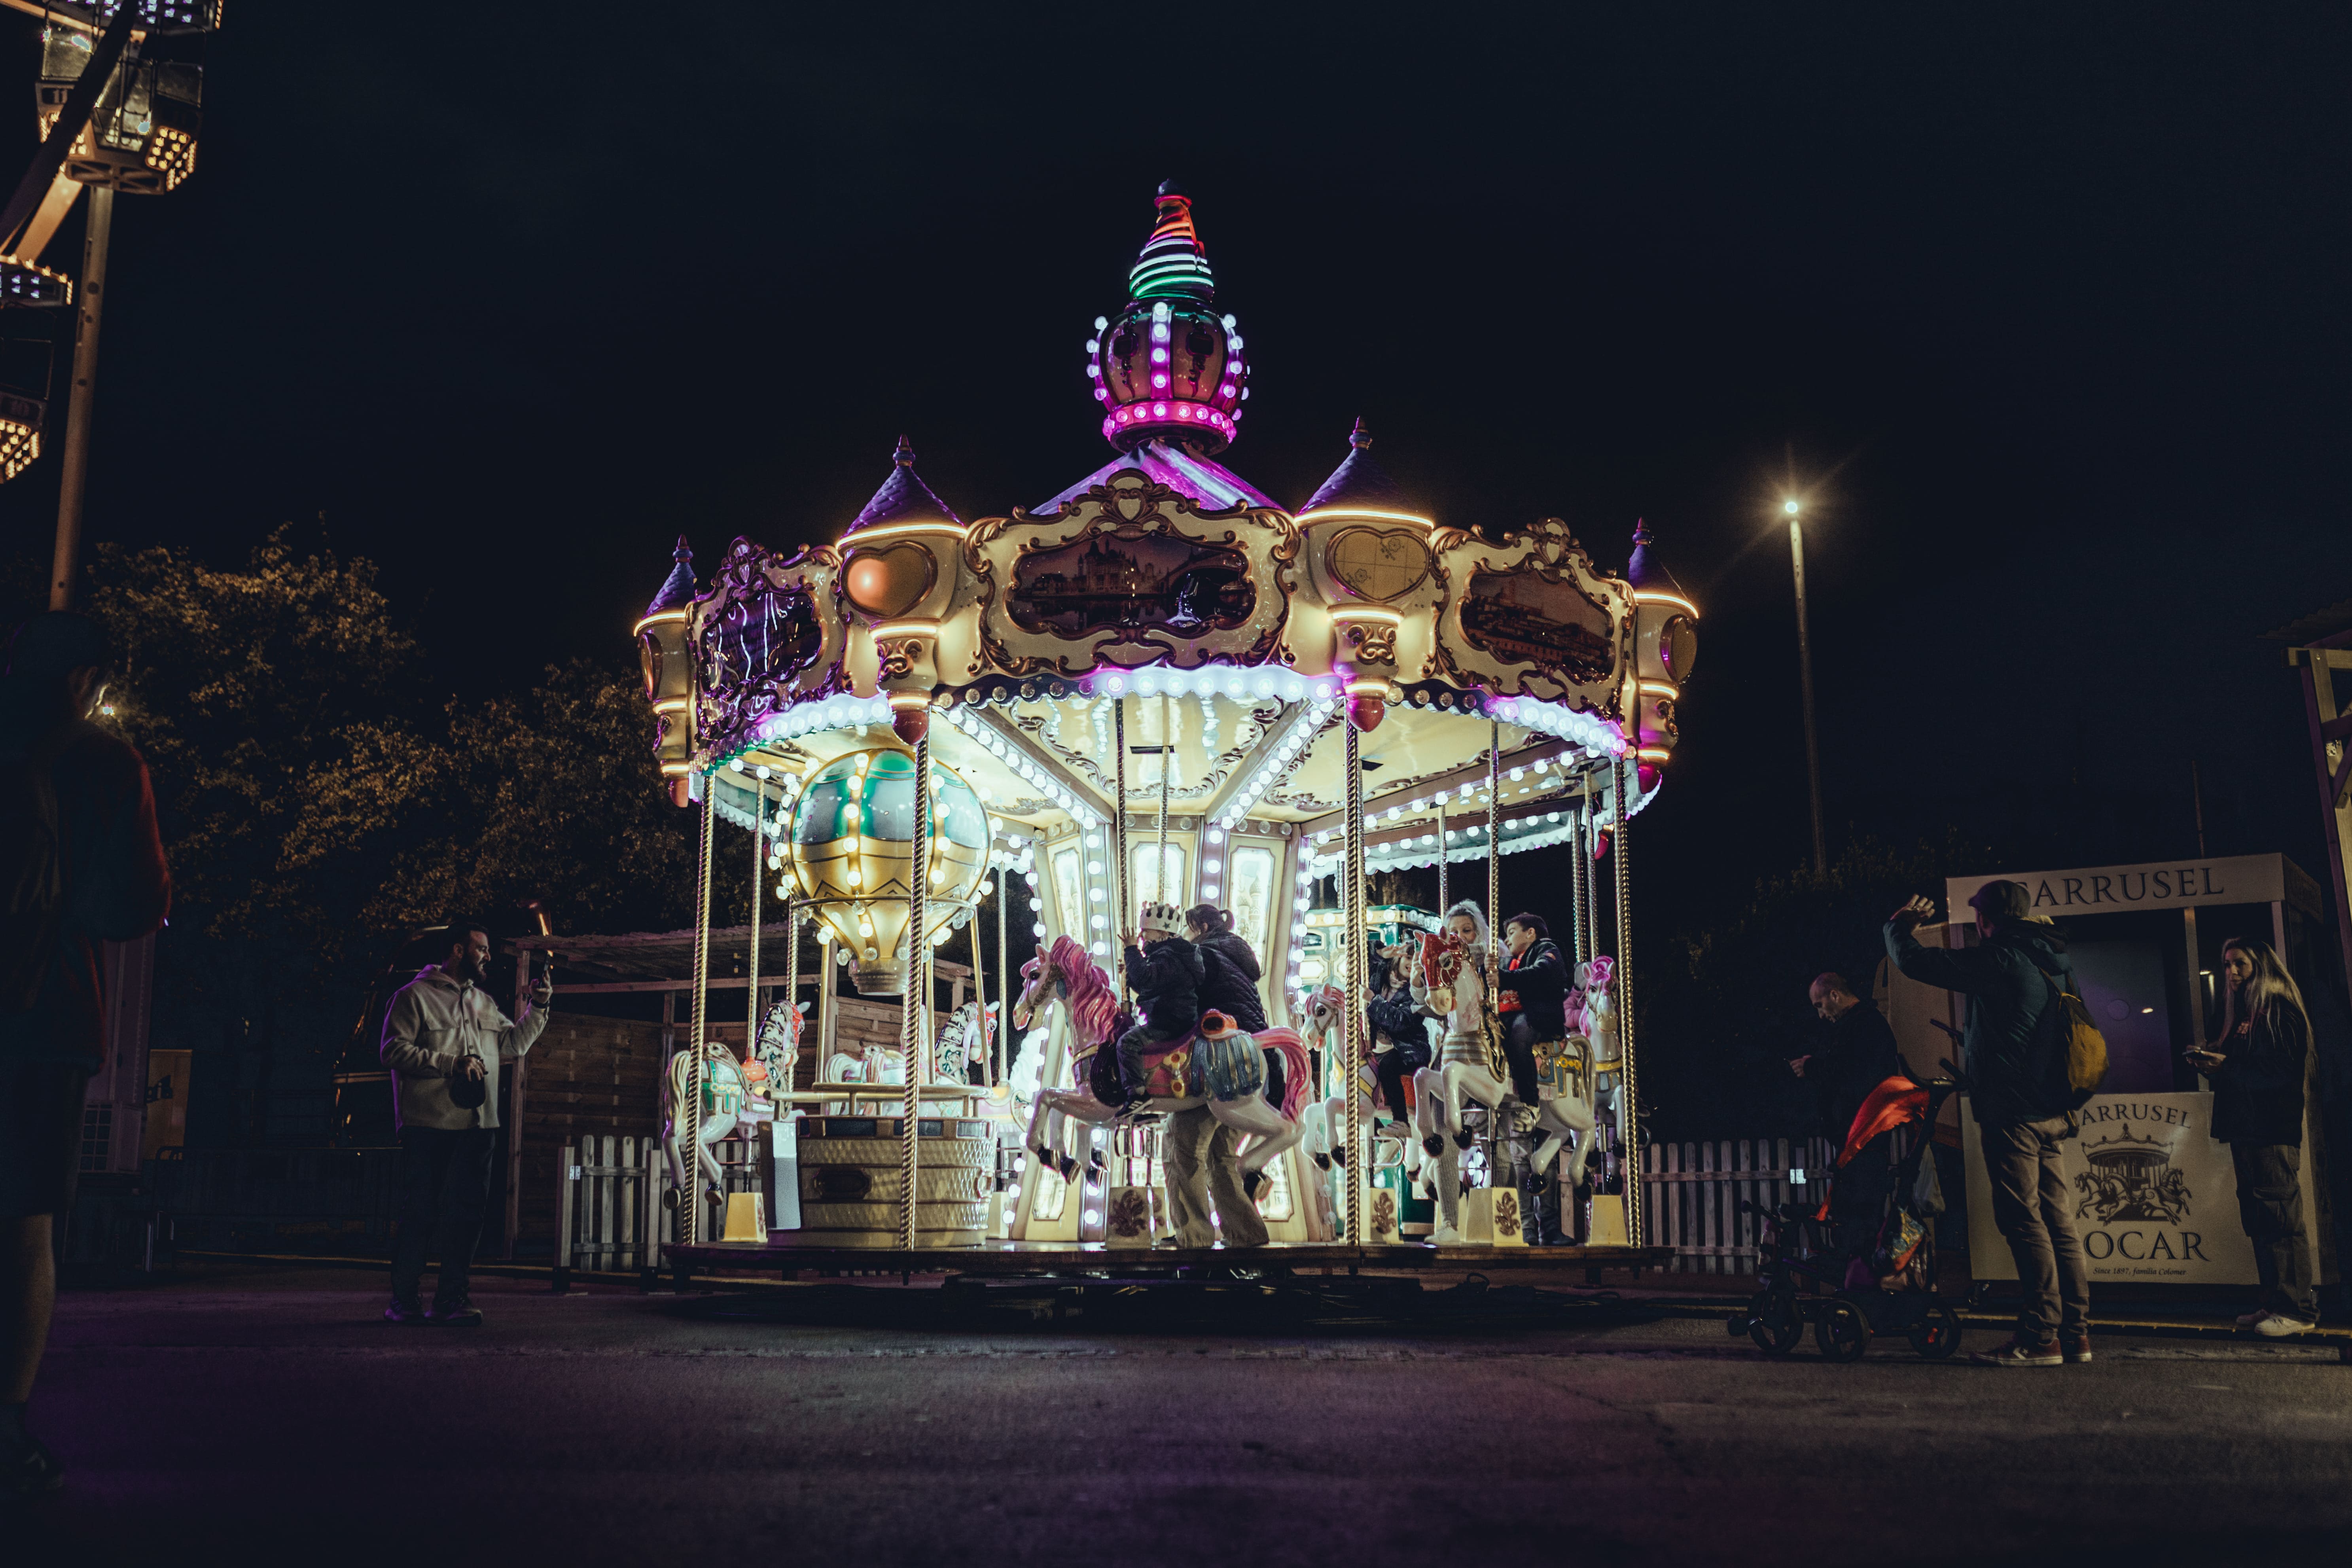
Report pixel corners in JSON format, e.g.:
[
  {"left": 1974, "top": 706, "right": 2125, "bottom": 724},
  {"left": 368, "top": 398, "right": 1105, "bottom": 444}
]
[{"left": 1784, "top": 498, "right": 1827, "bottom": 879}]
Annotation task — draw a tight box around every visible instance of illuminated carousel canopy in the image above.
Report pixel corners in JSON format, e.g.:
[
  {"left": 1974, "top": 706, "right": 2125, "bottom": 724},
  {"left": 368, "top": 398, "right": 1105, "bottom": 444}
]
[{"left": 636, "top": 184, "right": 1699, "bottom": 989}]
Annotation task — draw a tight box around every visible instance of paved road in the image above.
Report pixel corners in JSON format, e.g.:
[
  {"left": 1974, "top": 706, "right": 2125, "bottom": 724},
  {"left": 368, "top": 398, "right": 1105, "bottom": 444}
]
[{"left": 18, "top": 1265, "right": 2352, "bottom": 1566}]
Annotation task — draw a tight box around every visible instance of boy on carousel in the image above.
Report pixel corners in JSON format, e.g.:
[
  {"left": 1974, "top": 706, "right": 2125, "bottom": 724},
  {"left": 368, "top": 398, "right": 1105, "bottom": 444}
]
[{"left": 1115, "top": 901, "right": 1205, "bottom": 1107}]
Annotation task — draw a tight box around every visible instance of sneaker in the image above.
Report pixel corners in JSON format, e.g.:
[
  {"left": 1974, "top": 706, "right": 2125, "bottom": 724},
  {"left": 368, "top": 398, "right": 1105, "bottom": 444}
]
[
  {"left": 4, "top": 1433, "right": 64, "bottom": 1500},
  {"left": 426, "top": 1297, "right": 483, "bottom": 1327},
  {"left": 2061, "top": 1334, "right": 2093, "bottom": 1363},
  {"left": 383, "top": 1299, "right": 428, "bottom": 1325},
  {"left": 2253, "top": 1312, "right": 2316, "bottom": 1338},
  {"left": 1969, "top": 1335, "right": 2063, "bottom": 1367}
]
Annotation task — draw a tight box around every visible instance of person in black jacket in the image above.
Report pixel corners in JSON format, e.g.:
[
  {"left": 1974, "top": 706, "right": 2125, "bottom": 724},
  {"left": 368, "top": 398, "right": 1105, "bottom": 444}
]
[
  {"left": 1887, "top": 881, "right": 2087, "bottom": 1368},
  {"left": 2189, "top": 937, "right": 2318, "bottom": 1334},
  {"left": 1795, "top": 972, "right": 1906, "bottom": 1251},
  {"left": 1114, "top": 903, "right": 1203, "bottom": 1104},
  {"left": 1186, "top": 904, "right": 1267, "bottom": 1032},
  {"left": 1497, "top": 913, "right": 1566, "bottom": 1105}
]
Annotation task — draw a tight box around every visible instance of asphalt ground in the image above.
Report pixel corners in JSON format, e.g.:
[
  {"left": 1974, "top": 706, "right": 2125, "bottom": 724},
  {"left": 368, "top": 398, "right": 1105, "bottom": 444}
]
[{"left": 15, "top": 1263, "right": 2352, "bottom": 1566}]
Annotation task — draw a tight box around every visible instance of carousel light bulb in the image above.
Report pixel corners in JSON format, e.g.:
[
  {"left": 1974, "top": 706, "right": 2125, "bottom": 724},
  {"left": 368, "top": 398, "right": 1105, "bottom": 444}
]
[
  {"left": 1029, "top": 898, "right": 1042, "bottom": 911},
  {"left": 1206, "top": 828, "right": 1224, "bottom": 845},
  {"left": 1034, "top": 922, "right": 1047, "bottom": 937},
  {"left": 1091, "top": 940, "right": 1109, "bottom": 955},
  {"left": 1091, "top": 915, "right": 1108, "bottom": 930},
  {"left": 1089, "top": 887, "right": 1104, "bottom": 903},
  {"left": 1087, "top": 860, "right": 1103, "bottom": 875},
  {"left": 1095, "top": 314, "right": 1109, "bottom": 330}
]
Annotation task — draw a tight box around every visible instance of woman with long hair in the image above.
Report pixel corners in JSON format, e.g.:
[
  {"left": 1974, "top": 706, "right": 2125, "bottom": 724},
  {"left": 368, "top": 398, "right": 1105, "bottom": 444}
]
[{"left": 2188, "top": 937, "right": 2318, "bottom": 1333}]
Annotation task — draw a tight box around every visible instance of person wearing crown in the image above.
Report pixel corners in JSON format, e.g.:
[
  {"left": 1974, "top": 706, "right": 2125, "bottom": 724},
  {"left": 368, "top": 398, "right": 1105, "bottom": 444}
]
[{"left": 1114, "top": 902, "right": 1205, "bottom": 1107}]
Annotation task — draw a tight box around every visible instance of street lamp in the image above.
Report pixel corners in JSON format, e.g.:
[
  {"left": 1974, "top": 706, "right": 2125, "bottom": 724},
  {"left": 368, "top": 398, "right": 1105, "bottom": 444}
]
[{"left": 1783, "top": 496, "right": 1826, "bottom": 879}]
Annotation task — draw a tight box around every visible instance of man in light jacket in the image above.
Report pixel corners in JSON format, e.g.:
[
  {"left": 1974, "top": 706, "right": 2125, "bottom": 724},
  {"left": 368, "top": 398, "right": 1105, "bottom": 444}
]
[{"left": 379, "top": 920, "right": 551, "bottom": 1325}]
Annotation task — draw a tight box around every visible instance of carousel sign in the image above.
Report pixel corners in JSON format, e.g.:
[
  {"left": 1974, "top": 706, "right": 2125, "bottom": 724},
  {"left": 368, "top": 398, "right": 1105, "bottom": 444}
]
[
  {"left": 1946, "top": 854, "right": 2288, "bottom": 917},
  {"left": 1960, "top": 1092, "right": 2267, "bottom": 1285}
]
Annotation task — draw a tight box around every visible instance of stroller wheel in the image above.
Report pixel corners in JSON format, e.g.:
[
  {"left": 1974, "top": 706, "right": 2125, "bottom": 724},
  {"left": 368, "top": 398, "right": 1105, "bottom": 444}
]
[
  {"left": 1815, "top": 1300, "right": 1871, "bottom": 1363},
  {"left": 1746, "top": 1292, "right": 1801, "bottom": 1356},
  {"left": 1909, "top": 1302, "right": 1962, "bottom": 1360}
]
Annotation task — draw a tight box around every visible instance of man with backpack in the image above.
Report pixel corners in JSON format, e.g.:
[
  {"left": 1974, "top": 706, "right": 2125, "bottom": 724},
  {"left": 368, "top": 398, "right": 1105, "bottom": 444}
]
[
  {"left": 1886, "top": 881, "right": 2093, "bottom": 1368},
  {"left": 0, "top": 612, "right": 172, "bottom": 1497}
]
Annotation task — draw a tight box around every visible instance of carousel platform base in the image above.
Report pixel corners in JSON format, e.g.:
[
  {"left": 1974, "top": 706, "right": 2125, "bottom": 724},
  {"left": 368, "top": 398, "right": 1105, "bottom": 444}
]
[{"left": 661, "top": 1237, "right": 1675, "bottom": 1286}]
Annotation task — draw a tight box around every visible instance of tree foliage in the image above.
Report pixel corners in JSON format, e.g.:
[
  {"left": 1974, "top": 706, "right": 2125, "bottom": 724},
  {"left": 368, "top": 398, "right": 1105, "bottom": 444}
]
[{"left": 52, "top": 532, "right": 727, "bottom": 1142}]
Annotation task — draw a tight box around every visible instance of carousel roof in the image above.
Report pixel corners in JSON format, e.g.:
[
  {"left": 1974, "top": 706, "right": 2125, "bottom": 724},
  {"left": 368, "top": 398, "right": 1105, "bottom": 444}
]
[
  {"left": 1300, "top": 419, "right": 1413, "bottom": 518},
  {"left": 635, "top": 183, "right": 1696, "bottom": 880},
  {"left": 846, "top": 436, "right": 962, "bottom": 534},
  {"left": 1037, "top": 438, "right": 1277, "bottom": 514}
]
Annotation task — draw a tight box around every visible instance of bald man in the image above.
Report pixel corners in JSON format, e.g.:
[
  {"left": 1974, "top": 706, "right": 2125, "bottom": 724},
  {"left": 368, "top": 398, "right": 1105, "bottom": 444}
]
[{"left": 1793, "top": 971, "right": 1904, "bottom": 1250}]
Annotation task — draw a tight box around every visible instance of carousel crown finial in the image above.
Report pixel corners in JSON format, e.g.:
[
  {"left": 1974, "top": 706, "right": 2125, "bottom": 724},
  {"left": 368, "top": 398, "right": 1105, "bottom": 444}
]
[
  {"left": 1128, "top": 181, "right": 1216, "bottom": 303},
  {"left": 1350, "top": 416, "right": 1373, "bottom": 450},
  {"left": 1092, "top": 185, "right": 1246, "bottom": 455},
  {"left": 847, "top": 434, "right": 962, "bottom": 535}
]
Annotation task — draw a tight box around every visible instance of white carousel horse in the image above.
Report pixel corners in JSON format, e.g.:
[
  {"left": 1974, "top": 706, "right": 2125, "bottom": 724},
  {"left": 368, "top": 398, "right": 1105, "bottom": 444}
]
[
  {"left": 663, "top": 996, "right": 805, "bottom": 1227},
  {"left": 1295, "top": 982, "right": 1426, "bottom": 1230},
  {"left": 937, "top": 998, "right": 999, "bottom": 1086},
  {"left": 1411, "top": 932, "right": 1600, "bottom": 1242},
  {"left": 1019, "top": 940, "right": 1311, "bottom": 1199}
]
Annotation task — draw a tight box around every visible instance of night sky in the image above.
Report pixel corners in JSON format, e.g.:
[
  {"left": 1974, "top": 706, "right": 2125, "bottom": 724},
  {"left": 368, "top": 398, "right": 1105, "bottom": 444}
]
[{"left": 5, "top": 4, "right": 2346, "bottom": 925}]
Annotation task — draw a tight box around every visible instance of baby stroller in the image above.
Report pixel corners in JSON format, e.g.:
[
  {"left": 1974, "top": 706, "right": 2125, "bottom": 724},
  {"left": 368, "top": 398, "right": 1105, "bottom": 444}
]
[{"left": 1734, "top": 1076, "right": 1962, "bottom": 1363}]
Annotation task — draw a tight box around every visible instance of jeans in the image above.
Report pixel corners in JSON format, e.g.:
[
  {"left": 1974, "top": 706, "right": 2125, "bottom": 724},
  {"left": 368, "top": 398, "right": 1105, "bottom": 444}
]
[
  {"left": 2230, "top": 1142, "right": 2314, "bottom": 1320},
  {"left": 1161, "top": 1106, "right": 1267, "bottom": 1248},
  {"left": 1983, "top": 1115, "right": 2090, "bottom": 1343},
  {"left": 390, "top": 1127, "right": 493, "bottom": 1307},
  {"left": 1500, "top": 1015, "right": 1541, "bottom": 1105},
  {"left": 1373, "top": 1043, "right": 1428, "bottom": 1124}
]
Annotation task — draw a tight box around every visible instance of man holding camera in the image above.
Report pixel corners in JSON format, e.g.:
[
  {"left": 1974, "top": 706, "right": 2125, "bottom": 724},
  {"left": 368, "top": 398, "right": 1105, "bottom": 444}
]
[{"left": 379, "top": 920, "right": 551, "bottom": 1325}]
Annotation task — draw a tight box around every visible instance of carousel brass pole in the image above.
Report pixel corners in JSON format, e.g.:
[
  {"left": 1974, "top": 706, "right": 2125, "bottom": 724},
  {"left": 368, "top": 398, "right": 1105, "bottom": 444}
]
[
  {"left": 742, "top": 774, "right": 765, "bottom": 1220},
  {"left": 1485, "top": 721, "right": 1502, "bottom": 1059},
  {"left": 1435, "top": 805, "right": 1447, "bottom": 914},
  {"left": 898, "top": 725, "right": 932, "bottom": 1250},
  {"left": 683, "top": 782, "right": 716, "bottom": 1246},
  {"left": 782, "top": 892, "right": 800, "bottom": 1096},
  {"left": 996, "top": 862, "right": 1009, "bottom": 1087},
  {"left": 1342, "top": 717, "right": 1367, "bottom": 1245},
  {"left": 746, "top": 774, "right": 765, "bottom": 1063},
  {"left": 1613, "top": 755, "right": 1641, "bottom": 1246},
  {"left": 47, "top": 186, "right": 113, "bottom": 611},
  {"left": 1571, "top": 791, "right": 1589, "bottom": 970},
  {"left": 1157, "top": 694, "right": 1172, "bottom": 904},
  {"left": 1113, "top": 698, "right": 1131, "bottom": 1003}
]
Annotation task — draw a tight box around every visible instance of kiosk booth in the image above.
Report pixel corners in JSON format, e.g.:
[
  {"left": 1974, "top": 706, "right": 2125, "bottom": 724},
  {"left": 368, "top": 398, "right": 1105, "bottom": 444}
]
[{"left": 1882, "top": 853, "right": 2338, "bottom": 1293}]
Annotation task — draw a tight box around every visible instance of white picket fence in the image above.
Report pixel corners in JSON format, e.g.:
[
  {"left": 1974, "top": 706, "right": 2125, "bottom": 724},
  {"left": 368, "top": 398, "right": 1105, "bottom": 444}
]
[
  {"left": 1640, "top": 1136, "right": 1833, "bottom": 1275},
  {"left": 1640, "top": 1130, "right": 1924, "bottom": 1274},
  {"left": 552, "top": 1132, "right": 767, "bottom": 1289}
]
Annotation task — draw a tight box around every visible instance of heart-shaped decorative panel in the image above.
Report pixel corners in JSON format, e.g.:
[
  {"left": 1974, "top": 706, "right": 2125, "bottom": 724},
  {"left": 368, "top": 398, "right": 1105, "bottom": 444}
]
[
  {"left": 1325, "top": 526, "right": 1433, "bottom": 601},
  {"left": 842, "top": 543, "right": 937, "bottom": 618}
]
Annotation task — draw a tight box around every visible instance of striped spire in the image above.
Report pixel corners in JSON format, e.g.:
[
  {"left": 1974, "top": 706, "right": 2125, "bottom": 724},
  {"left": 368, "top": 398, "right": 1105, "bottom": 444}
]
[{"left": 1127, "top": 180, "right": 1217, "bottom": 302}]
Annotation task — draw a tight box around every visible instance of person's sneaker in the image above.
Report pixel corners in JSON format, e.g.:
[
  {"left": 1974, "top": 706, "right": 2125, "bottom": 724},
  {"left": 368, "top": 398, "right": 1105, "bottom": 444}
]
[
  {"left": 4, "top": 1432, "right": 64, "bottom": 1500},
  {"left": 426, "top": 1297, "right": 483, "bottom": 1327},
  {"left": 2061, "top": 1334, "right": 2094, "bottom": 1363},
  {"left": 2253, "top": 1311, "right": 2316, "bottom": 1338},
  {"left": 383, "top": 1299, "right": 428, "bottom": 1325},
  {"left": 1969, "top": 1335, "right": 2063, "bottom": 1367}
]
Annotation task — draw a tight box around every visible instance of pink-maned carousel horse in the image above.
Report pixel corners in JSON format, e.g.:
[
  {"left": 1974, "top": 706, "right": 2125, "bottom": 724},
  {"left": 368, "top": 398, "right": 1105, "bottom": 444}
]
[{"left": 1017, "top": 933, "right": 1310, "bottom": 1199}]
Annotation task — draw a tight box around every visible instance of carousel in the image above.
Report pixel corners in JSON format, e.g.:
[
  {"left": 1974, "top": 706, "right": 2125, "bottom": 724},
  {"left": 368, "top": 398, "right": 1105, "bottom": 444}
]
[{"left": 637, "top": 183, "right": 1695, "bottom": 1278}]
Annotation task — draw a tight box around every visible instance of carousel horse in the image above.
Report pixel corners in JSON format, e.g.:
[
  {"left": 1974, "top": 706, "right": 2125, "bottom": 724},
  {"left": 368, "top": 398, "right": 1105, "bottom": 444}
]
[
  {"left": 663, "top": 1011, "right": 795, "bottom": 1227},
  {"left": 1292, "top": 980, "right": 1429, "bottom": 1236},
  {"left": 938, "top": 997, "right": 998, "bottom": 1086},
  {"left": 1012, "top": 936, "right": 1123, "bottom": 1184},
  {"left": 1412, "top": 923, "right": 1602, "bottom": 1242},
  {"left": 1021, "top": 937, "right": 1311, "bottom": 1198}
]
